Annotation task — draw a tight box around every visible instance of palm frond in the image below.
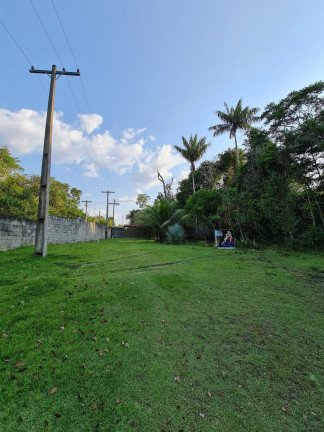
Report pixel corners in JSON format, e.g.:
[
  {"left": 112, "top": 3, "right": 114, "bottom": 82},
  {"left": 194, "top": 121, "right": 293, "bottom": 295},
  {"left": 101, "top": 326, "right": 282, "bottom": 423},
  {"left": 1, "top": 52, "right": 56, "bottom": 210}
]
[{"left": 208, "top": 123, "right": 231, "bottom": 137}]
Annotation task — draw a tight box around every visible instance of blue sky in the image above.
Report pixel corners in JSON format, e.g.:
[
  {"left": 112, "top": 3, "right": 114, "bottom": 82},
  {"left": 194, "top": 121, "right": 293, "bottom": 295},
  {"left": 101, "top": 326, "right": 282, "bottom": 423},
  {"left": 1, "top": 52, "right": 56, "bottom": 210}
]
[{"left": 1, "top": 0, "right": 324, "bottom": 224}]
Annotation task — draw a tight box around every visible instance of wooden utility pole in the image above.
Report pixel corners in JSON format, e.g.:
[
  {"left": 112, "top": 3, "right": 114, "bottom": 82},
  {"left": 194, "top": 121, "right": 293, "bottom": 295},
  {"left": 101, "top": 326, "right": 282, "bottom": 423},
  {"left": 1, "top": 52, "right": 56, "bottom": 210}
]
[
  {"left": 81, "top": 200, "right": 92, "bottom": 220},
  {"left": 101, "top": 190, "right": 115, "bottom": 238},
  {"left": 109, "top": 199, "right": 120, "bottom": 226},
  {"left": 30, "top": 65, "right": 80, "bottom": 257}
]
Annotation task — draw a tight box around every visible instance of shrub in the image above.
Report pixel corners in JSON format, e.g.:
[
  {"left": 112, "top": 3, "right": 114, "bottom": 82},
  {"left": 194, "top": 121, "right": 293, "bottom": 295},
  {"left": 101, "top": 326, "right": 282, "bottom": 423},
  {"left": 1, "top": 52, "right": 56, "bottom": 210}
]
[{"left": 166, "top": 224, "right": 186, "bottom": 244}]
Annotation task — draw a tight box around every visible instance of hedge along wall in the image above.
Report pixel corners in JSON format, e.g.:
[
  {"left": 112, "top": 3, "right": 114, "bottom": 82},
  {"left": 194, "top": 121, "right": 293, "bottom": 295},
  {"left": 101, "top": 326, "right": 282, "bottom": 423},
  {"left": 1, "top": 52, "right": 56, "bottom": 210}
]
[{"left": 0, "top": 215, "right": 106, "bottom": 252}]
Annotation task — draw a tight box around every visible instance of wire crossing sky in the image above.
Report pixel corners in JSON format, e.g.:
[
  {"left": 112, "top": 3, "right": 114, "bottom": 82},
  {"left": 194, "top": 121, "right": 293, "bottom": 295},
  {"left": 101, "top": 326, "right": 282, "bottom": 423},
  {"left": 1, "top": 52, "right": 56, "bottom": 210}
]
[{"left": 1, "top": 0, "right": 324, "bottom": 223}]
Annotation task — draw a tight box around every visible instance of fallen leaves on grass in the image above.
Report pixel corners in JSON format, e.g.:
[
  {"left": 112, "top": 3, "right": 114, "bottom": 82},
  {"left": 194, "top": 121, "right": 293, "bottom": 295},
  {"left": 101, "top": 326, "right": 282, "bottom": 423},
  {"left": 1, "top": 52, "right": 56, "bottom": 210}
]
[
  {"left": 15, "top": 362, "right": 26, "bottom": 367},
  {"left": 175, "top": 376, "right": 180, "bottom": 383},
  {"left": 207, "top": 391, "right": 212, "bottom": 398},
  {"left": 121, "top": 341, "right": 129, "bottom": 347},
  {"left": 48, "top": 387, "right": 57, "bottom": 395}
]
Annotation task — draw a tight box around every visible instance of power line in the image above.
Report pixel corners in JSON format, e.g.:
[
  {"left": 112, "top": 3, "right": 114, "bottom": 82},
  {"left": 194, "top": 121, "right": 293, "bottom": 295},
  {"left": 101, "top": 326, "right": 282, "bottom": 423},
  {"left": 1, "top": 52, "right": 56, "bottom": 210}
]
[
  {"left": 50, "top": 0, "right": 78, "bottom": 67},
  {"left": 49, "top": 0, "right": 115, "bottom": 190},
  {"left": 1, "top": 19, "right": 33, "bottom": 65},
  {"left": 0, "top": 13, "right": 106, "bottom": 208},
  {"left": 0, "top": 17, "right": 98, "bottom": 191},
  {"left": 28, "top": 0, "right": 108, "bottom": 191},
  {"left": 0, "top": 18, "right": 48, "bottom": 96},
  {"left": 29, "top": 0, "right": 65, "bottom": 67}
]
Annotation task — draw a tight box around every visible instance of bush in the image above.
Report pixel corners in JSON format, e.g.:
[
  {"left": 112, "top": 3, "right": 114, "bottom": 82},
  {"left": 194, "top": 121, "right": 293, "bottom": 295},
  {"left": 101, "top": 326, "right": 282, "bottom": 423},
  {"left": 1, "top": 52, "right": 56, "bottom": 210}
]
[{"left": 166, "top": 224, "right": 186, "bottom": 244}]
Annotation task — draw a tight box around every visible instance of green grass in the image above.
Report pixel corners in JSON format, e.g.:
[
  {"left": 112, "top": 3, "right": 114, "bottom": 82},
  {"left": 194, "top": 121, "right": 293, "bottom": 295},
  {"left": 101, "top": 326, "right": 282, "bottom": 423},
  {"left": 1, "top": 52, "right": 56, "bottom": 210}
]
[{"left": 0, "top": 240, "right": 323, "bottom": 432}]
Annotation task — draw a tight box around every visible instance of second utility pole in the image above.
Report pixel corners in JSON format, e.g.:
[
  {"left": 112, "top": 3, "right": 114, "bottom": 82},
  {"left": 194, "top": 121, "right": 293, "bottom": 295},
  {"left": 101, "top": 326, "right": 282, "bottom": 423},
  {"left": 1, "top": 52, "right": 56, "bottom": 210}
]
[
  {"left": 101, "top": 190, "right": 115, "bottom": 238},
  {"left": 109, "top": 199, "right": 120, "bottom": 226},
  {"left": 81, "top": 200, "right": 92, "bottom": 220}
]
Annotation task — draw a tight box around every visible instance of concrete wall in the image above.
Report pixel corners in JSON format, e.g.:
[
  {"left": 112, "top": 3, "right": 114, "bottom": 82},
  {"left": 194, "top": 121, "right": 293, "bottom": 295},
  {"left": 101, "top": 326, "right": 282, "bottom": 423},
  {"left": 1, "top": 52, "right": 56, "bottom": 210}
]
[{"left": 0, "top": 215, "right": 106, "bottom": 251}]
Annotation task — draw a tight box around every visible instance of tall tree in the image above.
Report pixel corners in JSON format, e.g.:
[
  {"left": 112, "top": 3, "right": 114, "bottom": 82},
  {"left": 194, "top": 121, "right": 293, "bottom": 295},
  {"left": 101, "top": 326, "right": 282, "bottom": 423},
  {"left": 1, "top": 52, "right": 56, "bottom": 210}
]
[
  {"left": 208, "top": 99, "right": 260, "bottom": 165},
  {"left": 0, "top": 146, "right": 23, "bottom": 183},
  {"left": 174, "top": 134, "right": 210, "bottom": 193},
  {"left": 136, "top": 193, "right": 150, "bottom": 209},
  {"left": 125, "top": 209, "right": 141, "bottom": 225}
]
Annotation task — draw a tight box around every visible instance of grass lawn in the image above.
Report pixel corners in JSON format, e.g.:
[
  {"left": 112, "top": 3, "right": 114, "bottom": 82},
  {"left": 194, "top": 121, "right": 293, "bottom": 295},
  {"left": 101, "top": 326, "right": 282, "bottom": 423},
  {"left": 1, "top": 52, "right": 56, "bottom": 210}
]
[{"left": 0, "top": 240, "right": 323, "bottom": 431}]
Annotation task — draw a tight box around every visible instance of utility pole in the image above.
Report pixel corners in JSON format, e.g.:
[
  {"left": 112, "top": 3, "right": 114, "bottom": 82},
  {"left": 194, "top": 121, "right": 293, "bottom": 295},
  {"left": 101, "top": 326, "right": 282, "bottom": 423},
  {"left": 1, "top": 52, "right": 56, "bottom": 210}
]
[
  {"left": 101, "top": 190, "right": 115, "bottom": 238},
  {"left": 81, "top": 200, "right": 92, "bottom": 220},
  {"left": 30, "top": 65, "right": 80, "bottom": 257},
  {"left": 109, "top": 199, "right": 120, "bottom": 226}
]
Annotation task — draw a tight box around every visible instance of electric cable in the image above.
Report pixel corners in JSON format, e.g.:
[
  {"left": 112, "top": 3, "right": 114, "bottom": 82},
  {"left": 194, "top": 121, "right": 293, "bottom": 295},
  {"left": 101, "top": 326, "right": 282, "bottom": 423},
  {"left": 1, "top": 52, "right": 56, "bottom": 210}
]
[
  {"left": 49, "top": 0, "right": 115, "bottom": 190},
  {"left": 0, "top": 18, "right": 48, "bottom": 96},
  {"left": 28, "top": 0, "right": 109, "bottom": 191}
]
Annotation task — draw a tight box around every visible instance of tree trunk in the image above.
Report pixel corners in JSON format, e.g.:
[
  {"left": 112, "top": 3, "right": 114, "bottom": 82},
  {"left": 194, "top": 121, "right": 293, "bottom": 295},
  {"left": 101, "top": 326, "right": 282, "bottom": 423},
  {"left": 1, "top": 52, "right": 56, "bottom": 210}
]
[
  {"left": 306, "top": 188, "right": 316, "bottom": 227},
  {"left": 191, "top": 162, "right": 196, "bottom": 193},
  {"left": 234, "top": 133, "right": 240, "bottom": 166}
]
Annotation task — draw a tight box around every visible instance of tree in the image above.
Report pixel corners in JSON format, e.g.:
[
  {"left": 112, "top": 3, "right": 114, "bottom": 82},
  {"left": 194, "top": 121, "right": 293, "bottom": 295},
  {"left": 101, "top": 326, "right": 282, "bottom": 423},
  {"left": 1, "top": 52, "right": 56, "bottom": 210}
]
[
  {"left": 208, "top": 99, "right": 260, "bottom": 166},
  {"left": 185, "top": 189, "right": 222, "bottom": 234},
  {"left": 232, "top": 129, "right": 298, "bottom": 240},
  {"left": 125, "top": 209, "right": 141, "bottom": 224},
  {"left": 0, "top": 146, "right": 23, "bottom": 183},
  {"left": 262, "top": 82, "right": 324, "bottom": 226},
  {"left": 174, "top": 134, "right": 210, "bottom": 193},
  {"left": 136, "top": 193, "right": 150, "bottom": 209},
  {"left": 157, "top": 170, "right": 175, "bottom": 200},
  {"left": 135, "top": 199, "right": 187, "bottom": 241},
  {"left": 176, "top": 160, "right": 218, "bottom": 206},
  {"left": 176, "top": 151, "right": 240, "bottom": 206},
  {"left": 0, "top": 146, "right": 84, "bottom": 220}
]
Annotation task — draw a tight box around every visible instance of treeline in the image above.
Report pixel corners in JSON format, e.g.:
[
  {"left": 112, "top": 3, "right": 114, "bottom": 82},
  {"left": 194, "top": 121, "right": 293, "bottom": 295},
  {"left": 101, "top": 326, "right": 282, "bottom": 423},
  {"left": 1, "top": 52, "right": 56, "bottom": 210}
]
[
  {"left": 0, "top": 146, "right": 85, "bottom": 220},
  {"left": 132, "top": 82, "right": 324, "bottom": 246}
]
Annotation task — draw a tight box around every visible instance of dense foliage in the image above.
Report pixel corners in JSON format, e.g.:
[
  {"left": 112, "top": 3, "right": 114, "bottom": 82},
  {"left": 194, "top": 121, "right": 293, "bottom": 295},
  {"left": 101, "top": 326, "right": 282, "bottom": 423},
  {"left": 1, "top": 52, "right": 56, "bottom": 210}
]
[
  {"left": 0, "top": 146, "right": 84, "bottom": 220},
  {"left": 177, "top": 82, "right": 323, "bottom": 245},
  {"left": 135, "top": 199, "right": 187, "bottom": 241}
]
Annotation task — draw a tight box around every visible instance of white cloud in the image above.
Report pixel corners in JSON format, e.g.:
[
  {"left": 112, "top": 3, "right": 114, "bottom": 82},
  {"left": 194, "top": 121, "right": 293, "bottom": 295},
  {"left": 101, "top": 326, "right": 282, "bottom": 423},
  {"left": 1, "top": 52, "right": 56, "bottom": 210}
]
[
  {"left": 179, "top": 169, "right": 191, "bottom": 181},
  {"left": 173, "top": 169, "right": 191, "bottom": 192},
  {"left": 78, "top": 113, "right": 103, "bottom": 134},
  {"left": 134, "top": 144, "right": 184, "bottom": 190},
  {"left": 83, "top": 163, "right": 99, "bottom": 178},
  {"left": 0, "top": 108, "right": 45, "bottom": 156},
  {"left": 119, "top": 196, "right": 137, "bottom": 202},
  {"left": 0, "top": 109, "right": 185, "bottom": 190},
  {"left": 122, "top": 127, "right": 147, "bottom": 141},
  {"left": 148, "top": 135, "right": 156, "bottom": 142}
]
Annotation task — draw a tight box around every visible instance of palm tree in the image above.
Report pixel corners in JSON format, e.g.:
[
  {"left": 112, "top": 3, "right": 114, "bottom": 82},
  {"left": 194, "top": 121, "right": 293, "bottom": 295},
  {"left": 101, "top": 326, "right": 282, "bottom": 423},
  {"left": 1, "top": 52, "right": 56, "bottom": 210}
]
[
  {"left": 208, "top": 99, "right": 260, "bottom": 166},
  {"left": 174, "top": 134, "right": 210, "bottom": 193},
  {"left": 135, "top": 199, "right": 187, "bottom": 242}
]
